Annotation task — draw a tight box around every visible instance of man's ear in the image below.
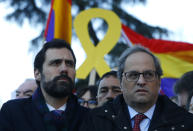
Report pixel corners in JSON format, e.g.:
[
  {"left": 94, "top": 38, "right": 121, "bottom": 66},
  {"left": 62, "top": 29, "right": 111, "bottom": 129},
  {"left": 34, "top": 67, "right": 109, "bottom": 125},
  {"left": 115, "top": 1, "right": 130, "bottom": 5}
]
[{"left": 34, "top": 69, "right": 41, "bottom": 81}]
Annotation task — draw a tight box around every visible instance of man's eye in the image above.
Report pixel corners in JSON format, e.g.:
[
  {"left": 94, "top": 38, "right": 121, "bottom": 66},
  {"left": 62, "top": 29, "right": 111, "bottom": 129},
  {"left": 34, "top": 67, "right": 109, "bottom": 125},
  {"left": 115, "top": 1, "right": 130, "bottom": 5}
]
[
  {"left": 100, "top": 89, "right": 108, "bottom": 93},
  {"left": 127, "top": 72, "right": 138, "bottom": 79},
  {"left": 144, "top": 71, "right": 154, "bottom": 78},
  {"left": 113, "top": 89, "right": 121, "bottom": 93},
  {"left": 25, "top": 94, "right": 33, "bottom": 97},
  {"left": 65, "top": 60, "right": 74, "bottom": 67},
  {"left": 50, "top": 60, "right": 61, "bottom": 66}
]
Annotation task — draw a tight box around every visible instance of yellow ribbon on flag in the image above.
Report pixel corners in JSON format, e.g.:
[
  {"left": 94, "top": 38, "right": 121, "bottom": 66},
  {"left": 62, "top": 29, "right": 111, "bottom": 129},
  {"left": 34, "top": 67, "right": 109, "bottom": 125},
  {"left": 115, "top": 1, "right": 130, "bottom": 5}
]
[{"left": 74, "top": 8, "right": 121, "bottom": 79}]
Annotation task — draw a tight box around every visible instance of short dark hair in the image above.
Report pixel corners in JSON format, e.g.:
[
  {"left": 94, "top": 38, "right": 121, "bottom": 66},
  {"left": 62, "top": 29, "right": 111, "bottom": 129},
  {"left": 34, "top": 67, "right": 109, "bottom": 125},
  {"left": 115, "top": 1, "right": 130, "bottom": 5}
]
[
  {"left": 174, "top": 71, "right": 193, "bottom": 95},
  {"left": 97, "top": 71, "right": 118, "bottom": 86},
  {"left": 77, "top": 85, "right": 98, "bottom": 100},
  {"left": 118, "top": 45, "right": 163, "bottom": 82},
  {"left": 34, "top": 39, "right": 76, "bottom": 73}
]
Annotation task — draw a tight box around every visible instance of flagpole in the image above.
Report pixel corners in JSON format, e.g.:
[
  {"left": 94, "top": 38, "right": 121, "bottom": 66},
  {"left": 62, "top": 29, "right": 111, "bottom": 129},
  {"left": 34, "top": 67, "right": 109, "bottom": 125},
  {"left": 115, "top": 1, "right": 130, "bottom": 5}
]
[
  {"left": 88, "top": 68, "right": 96, "bottom": 85},
  {"left": 121, "top": 30, "right": 133, "bottom": 47}
]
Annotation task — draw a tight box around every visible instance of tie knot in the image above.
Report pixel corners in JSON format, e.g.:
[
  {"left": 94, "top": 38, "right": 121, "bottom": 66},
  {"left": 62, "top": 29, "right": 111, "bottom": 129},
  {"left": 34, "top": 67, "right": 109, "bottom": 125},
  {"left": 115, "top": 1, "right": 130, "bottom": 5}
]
[
  {"left": 52, "top": 110, "right": 64, "bottom": 116},
  {"left": 45, "top": 110, "right": 65, "bottom": 129},
  {"left": 134, "top": 113, "right": 146, "bottom": 123},
  {"left": 132, "top": 114, "right": 146, "bottom": 131}
]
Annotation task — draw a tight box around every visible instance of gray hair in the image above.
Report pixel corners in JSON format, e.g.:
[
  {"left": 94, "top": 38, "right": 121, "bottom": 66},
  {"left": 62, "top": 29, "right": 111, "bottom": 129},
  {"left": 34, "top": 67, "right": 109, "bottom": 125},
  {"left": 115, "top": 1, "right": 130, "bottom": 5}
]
[{"left": 117, "top": 45, "right": 163, "bottom": 81}]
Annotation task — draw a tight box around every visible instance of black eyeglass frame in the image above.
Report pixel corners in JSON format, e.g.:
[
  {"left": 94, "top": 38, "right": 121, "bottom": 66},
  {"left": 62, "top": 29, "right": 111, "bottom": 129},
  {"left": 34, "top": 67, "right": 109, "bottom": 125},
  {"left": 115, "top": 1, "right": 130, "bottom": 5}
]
[{"left": 123, "top": 70, "right": 158, "bottom": 82}]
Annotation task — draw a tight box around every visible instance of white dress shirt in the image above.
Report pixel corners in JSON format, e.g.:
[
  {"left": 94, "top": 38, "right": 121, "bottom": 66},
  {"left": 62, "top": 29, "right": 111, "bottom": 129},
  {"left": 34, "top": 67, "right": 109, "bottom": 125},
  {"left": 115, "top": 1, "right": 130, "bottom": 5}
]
[
  {"left": 46, "top": 103, "right": 67, "bottom": 111},
  {"left": 128, "top": 104, "right": 155, "bottom": 131}
]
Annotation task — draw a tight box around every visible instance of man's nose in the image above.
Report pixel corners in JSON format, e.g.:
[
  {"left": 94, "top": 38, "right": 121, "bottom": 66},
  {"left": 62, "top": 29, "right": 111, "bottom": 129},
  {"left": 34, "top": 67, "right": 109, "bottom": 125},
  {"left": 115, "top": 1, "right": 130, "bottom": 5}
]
[
  {"left": 137, "top": 74, "right": 146, "bottom": 86},
  {"left": 83, "top": 102, "right": 89, "bottom": 108},
  {"left": 106, "top": 89, "right": 114, "bottom": 99},
  {"left": 59, "top": 62, "right": 68, "bottom": 73}
]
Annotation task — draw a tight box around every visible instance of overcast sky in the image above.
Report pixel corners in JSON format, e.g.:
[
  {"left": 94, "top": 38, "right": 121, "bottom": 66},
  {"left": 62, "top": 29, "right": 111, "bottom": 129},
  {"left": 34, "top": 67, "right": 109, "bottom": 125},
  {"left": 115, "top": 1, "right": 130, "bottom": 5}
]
[{"left": 0, "top": 0, "right": 193, "bottom": 106}]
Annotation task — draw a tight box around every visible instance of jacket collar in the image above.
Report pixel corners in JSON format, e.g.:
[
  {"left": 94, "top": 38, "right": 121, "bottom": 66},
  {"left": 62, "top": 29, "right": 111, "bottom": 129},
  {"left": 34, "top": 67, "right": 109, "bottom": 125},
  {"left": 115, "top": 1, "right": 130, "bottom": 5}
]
[
  {"left": 23, "top": 87, "right": 88, "bottom": 131},
  {"left": 149, "top": 95, "right": 189, "bottom": 130},
  {"left": 94, "top": 94, "right": 133, "bottom": 130},
  {"left": 22, "top": 87, "right": 46, "bottom": 131},
  {"left": 94, "top": 94, "right": 191, "bottom": 131}
]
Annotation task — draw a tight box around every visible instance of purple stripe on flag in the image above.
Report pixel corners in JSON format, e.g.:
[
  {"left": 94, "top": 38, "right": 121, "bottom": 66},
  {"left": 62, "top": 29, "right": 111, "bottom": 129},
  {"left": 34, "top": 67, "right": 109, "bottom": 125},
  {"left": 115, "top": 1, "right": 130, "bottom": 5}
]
[
  {"left": 46, "top": 10, "right": 55, "bottom": 42},
  {"left": 161, "top": 78, "right": 178, "bottom": 98}
]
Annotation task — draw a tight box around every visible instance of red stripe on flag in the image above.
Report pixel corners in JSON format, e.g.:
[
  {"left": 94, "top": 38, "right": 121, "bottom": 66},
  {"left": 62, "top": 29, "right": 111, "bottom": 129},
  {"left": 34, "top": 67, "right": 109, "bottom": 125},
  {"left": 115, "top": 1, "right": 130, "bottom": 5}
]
[
  {"left": 122, "top": 24, "right": 193, "bottom": 53},
  {"left": 67, "top": 0, "right": 72, "bottom": 5}
]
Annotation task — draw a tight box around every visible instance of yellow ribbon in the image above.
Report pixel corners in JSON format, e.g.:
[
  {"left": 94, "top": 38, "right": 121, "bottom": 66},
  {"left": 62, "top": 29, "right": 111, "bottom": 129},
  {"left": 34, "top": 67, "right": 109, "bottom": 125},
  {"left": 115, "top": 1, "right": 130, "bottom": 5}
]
[{"left": 74, "top": 8, "right": 121, "bottom": 79}]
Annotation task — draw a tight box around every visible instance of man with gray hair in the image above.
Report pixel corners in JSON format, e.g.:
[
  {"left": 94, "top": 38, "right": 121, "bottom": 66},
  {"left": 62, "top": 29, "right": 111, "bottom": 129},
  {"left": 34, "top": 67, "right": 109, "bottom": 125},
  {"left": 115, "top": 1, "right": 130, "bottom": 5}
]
[
  {"left": 80, "top": 45, "right": 193, "bottom": 131},
  {"left": 15, "top": 78, "right": 37, "bottom": 99}
]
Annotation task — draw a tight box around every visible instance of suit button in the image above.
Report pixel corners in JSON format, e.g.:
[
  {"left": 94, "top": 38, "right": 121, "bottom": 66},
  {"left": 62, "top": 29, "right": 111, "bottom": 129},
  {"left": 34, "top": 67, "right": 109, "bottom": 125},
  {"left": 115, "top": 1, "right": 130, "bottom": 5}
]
[
  {"left": 171, "top": 126, "right": 175, "bottom": 130},
  {"left": 123, "top": 126, "right": 127, "bottom": 130},
  {"left": 104, "top": 109, "right": 108, "bottom": 112}
]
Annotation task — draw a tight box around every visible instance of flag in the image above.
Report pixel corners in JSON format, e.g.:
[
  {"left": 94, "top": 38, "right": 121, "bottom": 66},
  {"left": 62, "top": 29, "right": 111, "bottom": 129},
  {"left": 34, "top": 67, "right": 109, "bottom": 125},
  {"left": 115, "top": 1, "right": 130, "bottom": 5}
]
[
  {"left": 122, "top": 24, "right": 193, "bottom": 97},
  {"left": 44, "top": 0, "right": 72, "bottom": 44}
]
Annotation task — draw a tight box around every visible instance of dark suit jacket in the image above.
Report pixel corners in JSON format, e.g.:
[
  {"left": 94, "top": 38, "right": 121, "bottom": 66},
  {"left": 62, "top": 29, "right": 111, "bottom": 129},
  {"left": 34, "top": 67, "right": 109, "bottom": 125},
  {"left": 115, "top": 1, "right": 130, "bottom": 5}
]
[
  {"left": 0, "top": 89, "right": 88, "bottom": 131},
  {"left": 80, "top": 94, "right": 193, "bottom": 131}
]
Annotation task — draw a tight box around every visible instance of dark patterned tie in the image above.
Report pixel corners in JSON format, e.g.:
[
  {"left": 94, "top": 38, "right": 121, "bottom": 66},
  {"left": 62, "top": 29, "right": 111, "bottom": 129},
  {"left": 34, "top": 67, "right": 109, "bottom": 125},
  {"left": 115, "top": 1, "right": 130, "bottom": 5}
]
[
  {"left": 52, "top": 110, "right": 63, "bottom": 118},
  {"left": 132, "top": 114, "right": 147, "bottom": 131},
  {"left": 51, "top": 110, "right": 64, "bottom": 129}
]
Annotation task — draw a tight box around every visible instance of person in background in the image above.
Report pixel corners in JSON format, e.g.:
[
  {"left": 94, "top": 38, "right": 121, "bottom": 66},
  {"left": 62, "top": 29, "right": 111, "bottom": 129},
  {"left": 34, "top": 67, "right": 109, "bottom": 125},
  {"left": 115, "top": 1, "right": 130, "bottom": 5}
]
[
  {"left": 77, "top": 85, "right": 98, "bottom": 109},
  {"left": 169, "top": 95, "right": 178, "bottom": 105},
  {"left": 15, "top": 78, "right": 37, "bottom": 99},
  {"left": 173, "top": 71, "right": 193, "bottom": 109},
  {"left": 80, "top": 45, "right": 193, "bottom": 131},
  {"left": 0, "top": 39, "right": 88, "bottom": 131},
  {"left": 97, "top": 70, "right": 122, "bottom": 107},
  {"left": 186, "top": 90, "right": 193, "bottom": 114}
]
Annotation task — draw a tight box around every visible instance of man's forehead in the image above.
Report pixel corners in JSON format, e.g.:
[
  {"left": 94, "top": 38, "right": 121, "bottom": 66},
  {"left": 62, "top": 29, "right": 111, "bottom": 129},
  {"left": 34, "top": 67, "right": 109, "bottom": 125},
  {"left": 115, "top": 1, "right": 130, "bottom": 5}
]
[
  {"left": 124, "top": 52, "right": 155, "bottom": 71},
  {"left": 101, "top": 76, "right": 119, "bottom": 83},
  {"left": 45, "top": 48, "right": 74, "bottom": 61},
  {"left": 100, "top": 86, "right": 120, "bottom": 89},
  {"left": 99, "top": 76, "right": 120, "bottom": 87}
]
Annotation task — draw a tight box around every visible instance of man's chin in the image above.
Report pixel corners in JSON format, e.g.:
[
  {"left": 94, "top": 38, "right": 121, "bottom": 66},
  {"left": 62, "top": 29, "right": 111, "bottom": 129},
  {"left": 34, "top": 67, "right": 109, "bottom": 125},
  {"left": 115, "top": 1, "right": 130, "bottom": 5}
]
[
  {"left": 44, "top": 86, "right": 72, "bottom": 98},
  {"left": 48, "top": 91, "right": 71, "bottom": 98}
]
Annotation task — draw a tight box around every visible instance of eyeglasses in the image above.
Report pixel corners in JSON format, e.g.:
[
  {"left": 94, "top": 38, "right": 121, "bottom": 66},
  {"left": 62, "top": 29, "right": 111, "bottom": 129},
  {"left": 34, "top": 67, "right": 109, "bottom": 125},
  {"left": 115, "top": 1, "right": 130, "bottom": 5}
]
[
  {"left": 78, "top": 99, "right": 97, "bottom": 106},
  {"left": 123, "top": 70, "right": 157, "bottom": 82}
]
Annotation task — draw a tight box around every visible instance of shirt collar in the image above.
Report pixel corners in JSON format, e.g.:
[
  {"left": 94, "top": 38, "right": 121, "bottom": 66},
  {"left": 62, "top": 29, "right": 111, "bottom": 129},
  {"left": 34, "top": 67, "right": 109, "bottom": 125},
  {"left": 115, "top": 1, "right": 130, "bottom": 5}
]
[
  {"left": 128, "top": 104, "right": 156, "bottom": 120},
  {"left": 46, "top": 103, "right": 66, "bottom": 111}
]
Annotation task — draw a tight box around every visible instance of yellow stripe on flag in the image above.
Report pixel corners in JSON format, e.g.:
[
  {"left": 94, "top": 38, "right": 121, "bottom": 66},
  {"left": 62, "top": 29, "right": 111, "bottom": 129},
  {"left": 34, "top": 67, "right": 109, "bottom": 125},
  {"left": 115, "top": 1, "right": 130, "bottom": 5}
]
[
  {"left": 156, "top": 50, "right": 193, "bottom": 78},
  {"left": 53, "top": 0, "right": 72, "bottom": 43}
]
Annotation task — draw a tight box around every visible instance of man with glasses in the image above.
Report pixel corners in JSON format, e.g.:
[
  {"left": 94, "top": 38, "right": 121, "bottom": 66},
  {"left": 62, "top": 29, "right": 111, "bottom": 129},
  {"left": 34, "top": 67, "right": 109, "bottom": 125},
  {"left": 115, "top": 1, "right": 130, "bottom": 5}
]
[
  {"left": 80, "top": 45, "right": 193, "bottom": 131},
  {"left": 77, "top": 85, "right": 98, "bottom": 109}
]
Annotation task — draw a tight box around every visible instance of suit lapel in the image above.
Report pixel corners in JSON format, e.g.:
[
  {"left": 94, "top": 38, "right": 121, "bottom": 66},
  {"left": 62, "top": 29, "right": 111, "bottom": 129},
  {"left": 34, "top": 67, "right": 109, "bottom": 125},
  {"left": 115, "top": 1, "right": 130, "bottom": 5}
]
[
  {"left": 148, "top": 95, "right": 174, "bottom": 130},
  {"left": 22, "top": 99, "right": 46, "bottom": 131},
  {"left": 112, "top": 95, "right": 133, "bottom": 131},
  {"left": 148, "top": 102, "right": 166, "bottom": 130}
]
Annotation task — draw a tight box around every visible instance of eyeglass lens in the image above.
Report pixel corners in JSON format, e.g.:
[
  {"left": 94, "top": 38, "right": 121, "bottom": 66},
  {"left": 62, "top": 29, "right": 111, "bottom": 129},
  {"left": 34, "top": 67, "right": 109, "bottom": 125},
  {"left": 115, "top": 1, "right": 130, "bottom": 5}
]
[{"left": 125, "top": 70, "right": 156, "bottom": 82}]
